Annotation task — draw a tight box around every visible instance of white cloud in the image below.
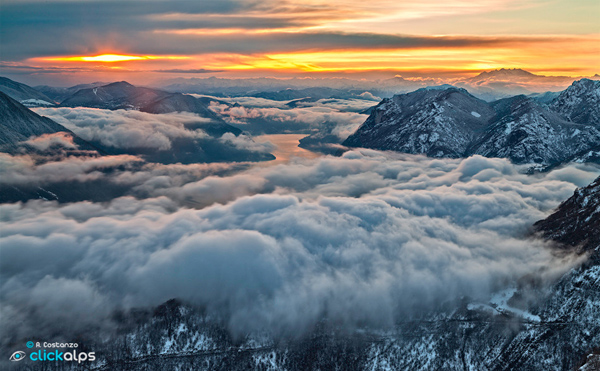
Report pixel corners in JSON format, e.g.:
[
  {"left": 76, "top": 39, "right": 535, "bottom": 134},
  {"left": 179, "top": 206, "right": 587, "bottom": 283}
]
[
  {"left": 209, "top": 100, "right": 367, "bottom": 136},
  {"left": 219, "top": 133, "right": 276, "bottom": 153},
  {"left": 34, "top": 107, "right": 211, "bottom": 150},
  {"left": 0, "top": 152, "right": 143, "bottom": 186},
  {"left": 22, "top": 132, "right": 77, "bottom": 151},
  {"left": 1, "top": 150, "right": 598, "bottom": 344}
]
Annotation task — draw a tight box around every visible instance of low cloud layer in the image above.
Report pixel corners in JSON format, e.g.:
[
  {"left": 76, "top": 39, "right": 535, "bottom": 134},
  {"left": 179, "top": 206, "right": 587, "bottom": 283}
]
[
  {"left": 0, "top": 152, "right": 143, "bottom": 186},
  {"left": 34, "top": 107, "right": 212, "bottom": 151},
  {"left": 219, "top": 132, "right": 276, "bottom": 153},
  {"left": 209, "top": 100, "right": 367, "bottom": 137},
  {"left": 1, "top": 150, "right": 599, "bottom": 346},
  {"left": 27, "top": 107, "right": 276, "bottom": 164},
  {"left": 23, "top": 132, "right": 78, "bottom": 151}
]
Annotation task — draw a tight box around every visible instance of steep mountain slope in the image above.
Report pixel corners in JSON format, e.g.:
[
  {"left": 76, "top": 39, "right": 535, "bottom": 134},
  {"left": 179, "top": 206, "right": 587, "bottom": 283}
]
[
  {"left": 0, "top": 76, "right": 54, "bottom": 106},
  {"left": 343, "top": 87, "right": 495, "bottom": 157},
  {"left": 344, "top": 80, "right": 600, "bottom": 168},
  {"left": 0, "top": 91, "right": 96, "bottom": 153},
  {"left": 533, "top": 176, "right": 600, "bottom": 371},
  {"left": 534, "top": 176, "right": 600, "bottom": 256},
  {"left": 550, "top": 79, "right": 600, "bottom": 126}
]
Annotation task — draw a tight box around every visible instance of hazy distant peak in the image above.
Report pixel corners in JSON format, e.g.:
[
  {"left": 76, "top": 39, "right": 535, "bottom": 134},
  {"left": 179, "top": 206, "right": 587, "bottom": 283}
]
[
  {"left": 413, "top": 84, "right": 460, "bottom": 92},
  {"left": 474, "top": 68, "right": 536, "bottom": 78},
  {"left": 395, "top": 85, "right": 475, "bottom": 103},
  {"left": 103, "top": 81, "right": 136, "bottom": 89}
]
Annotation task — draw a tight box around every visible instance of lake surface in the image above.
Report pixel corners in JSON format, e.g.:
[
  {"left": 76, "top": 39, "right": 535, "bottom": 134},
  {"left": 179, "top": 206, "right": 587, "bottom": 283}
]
[{"left": 255, "top": 134, "right": 322, "bottom": 164}]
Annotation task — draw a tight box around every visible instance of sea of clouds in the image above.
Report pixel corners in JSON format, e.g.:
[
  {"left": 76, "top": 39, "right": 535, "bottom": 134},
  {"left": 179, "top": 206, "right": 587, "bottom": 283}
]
[
  {"left": 205, "top": 98, "right": 369, "bottom": 137},
  {"left": 2, "top": 146, "right": 599, "bottom": 346}
]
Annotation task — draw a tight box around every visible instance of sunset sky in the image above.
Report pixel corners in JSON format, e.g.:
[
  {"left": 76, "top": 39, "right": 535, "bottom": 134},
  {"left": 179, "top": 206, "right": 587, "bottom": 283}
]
[{"left": 1, "top": 0, "right": 598, "bottom": 85}]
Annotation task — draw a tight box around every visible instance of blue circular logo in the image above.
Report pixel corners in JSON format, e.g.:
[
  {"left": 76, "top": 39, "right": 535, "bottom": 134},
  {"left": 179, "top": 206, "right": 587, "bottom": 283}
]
[{"left": 26, "top": 341, "right": 34, "bottom": 348}]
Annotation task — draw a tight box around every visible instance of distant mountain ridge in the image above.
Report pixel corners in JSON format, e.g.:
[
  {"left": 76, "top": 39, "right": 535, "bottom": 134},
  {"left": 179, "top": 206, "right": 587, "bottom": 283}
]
[
  {"left": 465, "top": 68, "right": 537, "bottom": 81},
  {"left": 35, "top": 81, "right": 108, "bottom": 103},
  {"left": 60, "top": 81, "right": 169, "bottom": 109},
  {"left": 161, "top": 68, "right": 593, "bottom": 101},
  {"left": 343, "top": 79, "right": 600, "bottom": 169},
  {"left": 59, "top": 81, "right": 227, "bottom": 121},
  {"left": 0, "top": 77, "right": 228, "bottom": 122}
]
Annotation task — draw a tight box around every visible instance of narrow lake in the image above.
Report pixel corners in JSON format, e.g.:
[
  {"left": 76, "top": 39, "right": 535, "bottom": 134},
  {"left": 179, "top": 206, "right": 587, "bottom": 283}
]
[{"left": 254, "top": 134, "right": 322, "bottom": 164}]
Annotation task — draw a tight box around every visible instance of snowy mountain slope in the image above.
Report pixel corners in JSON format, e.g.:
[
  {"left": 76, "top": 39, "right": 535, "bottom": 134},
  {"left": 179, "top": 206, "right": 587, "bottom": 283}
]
[
  {"left": 343, "top": 87, "right": 495, "bottom": 157},
  {"left": 467, "top": 95, "right": 600, "bottom": 166},
  {"left": 550, "top": 79, "right": 600, "bottom": 127},
  {"left": 344, "top": 79, "right": 600, "bottom": 168},
  {"left": 534, "top": 176, "right": 600, "bottom": 255},
  {"left": 0, "top": 76, "right": 55, "bottom": 106}
]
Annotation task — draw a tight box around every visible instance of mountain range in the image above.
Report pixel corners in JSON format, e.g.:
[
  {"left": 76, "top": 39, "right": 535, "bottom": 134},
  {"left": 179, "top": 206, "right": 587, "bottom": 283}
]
[
  {"left": 343, "top": 79, "right": 600, "bottom": 169},
  {"left": 34, "top": 81, "right": 108, "bottom": 103},
  {"left": 3, "top": 68, "right": 595, "bottom": 108},
  {"left": 160, "top": 68, "right": 597, "bottom": 101},
  {"left": 0, "top": 77, "right": 227, "bottom": 122}
]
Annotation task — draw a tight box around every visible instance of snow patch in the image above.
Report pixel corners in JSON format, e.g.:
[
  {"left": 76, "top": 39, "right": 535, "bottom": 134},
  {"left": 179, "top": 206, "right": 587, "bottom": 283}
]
[
  {"left": 21, "top": 99, "right": 53, "bottom": 107},
  {"left": 489, "top": 288, "right": 541, "bottom": 322}
]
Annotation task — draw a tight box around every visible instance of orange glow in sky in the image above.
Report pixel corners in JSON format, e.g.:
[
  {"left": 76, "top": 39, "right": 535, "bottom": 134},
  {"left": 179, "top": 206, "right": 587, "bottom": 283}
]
[
  {"left": 40, "top": 54, "right": 189, "bottom": 63},
  {"left": 5, "top": 0, "right": 598, "bottom": 84}
]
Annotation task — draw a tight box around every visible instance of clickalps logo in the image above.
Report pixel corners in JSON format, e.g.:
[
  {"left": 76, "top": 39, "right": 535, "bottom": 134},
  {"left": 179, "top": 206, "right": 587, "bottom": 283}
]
[
  {"left": 9, "top": 351, "right": 25, "bottom": 362},
  {"left": 9, "top": 342, "right": 96, "bottom": 364}
]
